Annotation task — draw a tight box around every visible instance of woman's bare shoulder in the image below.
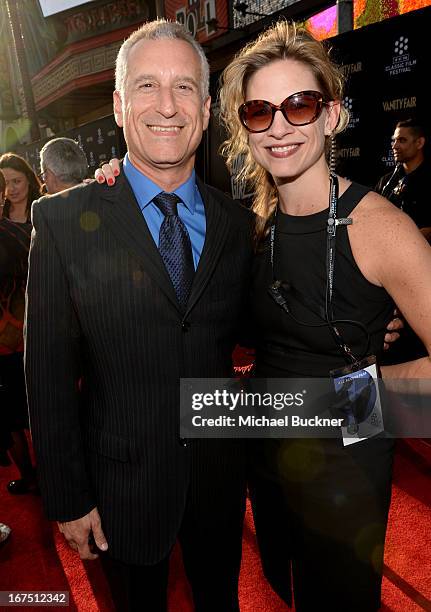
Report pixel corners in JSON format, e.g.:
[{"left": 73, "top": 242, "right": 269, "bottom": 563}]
[{"left": 351, "top": 189, "right": 418, "bottom": 233}]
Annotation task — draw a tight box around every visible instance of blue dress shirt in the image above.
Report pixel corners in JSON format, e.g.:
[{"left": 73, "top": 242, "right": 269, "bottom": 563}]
[{"left": 123, "top": 154, "right": 206, "bottom": 269}]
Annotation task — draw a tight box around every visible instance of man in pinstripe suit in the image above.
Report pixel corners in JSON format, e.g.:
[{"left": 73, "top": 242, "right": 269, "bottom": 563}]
[{"left": 25, "top": 20, "right": 252, "bottom": 612}]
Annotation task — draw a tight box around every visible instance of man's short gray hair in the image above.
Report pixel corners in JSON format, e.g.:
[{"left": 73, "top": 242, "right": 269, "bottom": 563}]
[
  {"left": 40, "top": 138, "right": 88, "bottom": 185},
  {"left": 115, "top": 19, "right": 210, "bottom": 100}
]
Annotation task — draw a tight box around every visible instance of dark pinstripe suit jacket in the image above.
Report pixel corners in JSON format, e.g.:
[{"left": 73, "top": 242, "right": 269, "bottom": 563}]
[{"left": 25, "top": 173, "right": 253, "bottom": 564}]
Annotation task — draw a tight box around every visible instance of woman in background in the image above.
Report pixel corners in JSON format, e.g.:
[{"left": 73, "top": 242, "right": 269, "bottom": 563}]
[
  {"left": 0, "top": 153, "right": 41, "bottom": 223},
  {"left": 0, "top": 155, "right": 41, "bottom": 494},
  {"left": 0, "top": 169, "right": 12, "bottom": 543},
  {"left": 219, "top": 21, "right": 431, "bottom": 611}
]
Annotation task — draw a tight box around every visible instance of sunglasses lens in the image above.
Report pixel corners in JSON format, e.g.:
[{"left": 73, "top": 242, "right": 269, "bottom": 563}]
[
  {"left": 239, "top": 92, "right": 324, "bottom": 132},
  {"left": 240, "top": 101, "right": 273, "bottom": 132},
  {"left": 284, "top": 93, "right": 321, "bottom": 125}
]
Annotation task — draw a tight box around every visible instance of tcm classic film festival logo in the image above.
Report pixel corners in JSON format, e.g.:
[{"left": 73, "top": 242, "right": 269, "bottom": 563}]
[
  {"left": 381, "top": 146, "right": 395, "bottom": 169},
  {"left": 340, "top": 61, "right": 361, "bottom": 132},
  {"left": 385, "top": 35, "right": 417, "bottom": 76},
  {"left": 336, "top": 62, "right": 362, "bottom": 161},
  {"left": 343, "top": 97, "right": 359, "bottom": 130}
]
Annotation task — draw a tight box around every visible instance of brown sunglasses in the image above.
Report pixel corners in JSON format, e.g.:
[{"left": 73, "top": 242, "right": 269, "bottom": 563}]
[{"left": 238, "top": 90, "right": 330, "bottom": 133}]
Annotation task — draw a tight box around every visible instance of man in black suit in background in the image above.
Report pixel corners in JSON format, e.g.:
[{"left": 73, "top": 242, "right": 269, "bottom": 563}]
[
  {"left": 25, "top": 20, "right": 252, "bottom": 612},
  {"left": 376, "top": 119, "right": 430, "bottom": 364},
  {"left": 376, "top": 119, "right": 429, "bottom": 235}
]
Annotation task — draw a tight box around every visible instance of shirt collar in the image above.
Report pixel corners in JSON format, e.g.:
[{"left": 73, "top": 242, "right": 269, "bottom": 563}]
[{"left": 123, "top": 154, "right": 197, "bottom": 214}]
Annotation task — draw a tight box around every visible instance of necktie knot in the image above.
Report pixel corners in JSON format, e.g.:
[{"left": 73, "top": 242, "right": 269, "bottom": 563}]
[{"left": 154, "top": 192, "right": 181, "bottom": 217}]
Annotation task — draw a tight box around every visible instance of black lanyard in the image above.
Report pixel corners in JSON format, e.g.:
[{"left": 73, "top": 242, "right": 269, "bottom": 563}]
[
  {"left": 325, "top": 174, "right": 357, "bottom": 363},
  {"left": 269, "top": 173, "right": 367, "bottom": 365}
]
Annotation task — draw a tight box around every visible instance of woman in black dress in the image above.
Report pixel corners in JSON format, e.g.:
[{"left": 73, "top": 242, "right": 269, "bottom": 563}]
[
  {"left": 0, "top": 156, "right": 42, "bottom": 494},
  {"left": 219, "top": 22, "right": 431, "bottom": 611}
]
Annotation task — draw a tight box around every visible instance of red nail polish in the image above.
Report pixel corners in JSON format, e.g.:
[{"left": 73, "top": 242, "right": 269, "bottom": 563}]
[
  {"left": 108, "top": 178, "right": 114, "bottom": 185},
  {"left": 113, "top": 169, "right": 120, "bottom": 176}
]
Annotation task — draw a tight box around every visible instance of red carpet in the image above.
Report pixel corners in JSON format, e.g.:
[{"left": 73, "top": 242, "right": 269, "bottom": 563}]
[{"left": 1, "top": 440, "right": 430, "bottom": 611}]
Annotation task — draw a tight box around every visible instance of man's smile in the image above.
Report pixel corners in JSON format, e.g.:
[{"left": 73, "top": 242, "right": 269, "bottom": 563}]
[{"left": 147, "top": 125, "right": 182, "bottom": 133}]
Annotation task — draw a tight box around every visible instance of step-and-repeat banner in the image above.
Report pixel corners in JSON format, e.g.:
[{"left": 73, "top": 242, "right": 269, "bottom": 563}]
[{"left": 329, "top": 6, "right": 427, "bottom": 188}]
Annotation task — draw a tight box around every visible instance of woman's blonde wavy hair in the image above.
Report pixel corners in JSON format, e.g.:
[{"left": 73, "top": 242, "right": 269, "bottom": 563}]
[{"left": 219, "top": 20, "right": 349, "bottom": 243}]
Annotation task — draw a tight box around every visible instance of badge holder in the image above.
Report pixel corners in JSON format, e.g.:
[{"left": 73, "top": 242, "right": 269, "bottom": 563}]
[{"left": 330, "top": 356, "right": 384, "bottom": 446}]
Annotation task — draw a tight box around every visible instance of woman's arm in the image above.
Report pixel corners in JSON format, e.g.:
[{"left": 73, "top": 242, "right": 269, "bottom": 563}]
[{"left": 348, "top": 192, "right": 431, "bottom": 379}]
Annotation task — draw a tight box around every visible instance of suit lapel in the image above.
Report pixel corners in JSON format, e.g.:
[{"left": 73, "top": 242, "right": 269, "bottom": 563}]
[
  {"left": 99, "top": 172, "right": 231, "bottom": 316},
  {"left": 185, "top": 177, "right": 230, "bottom": 315},
  {"left": 99, "top": 172, "right": 180, "bottom": 311}
]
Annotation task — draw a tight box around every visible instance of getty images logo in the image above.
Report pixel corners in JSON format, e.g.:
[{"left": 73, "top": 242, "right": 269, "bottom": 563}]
[
  {"left": 385, "top": 34, "right": 416, "bottom": 76},
  {"left": 343, "top": 97, "right": 359, "bottom": 130}
]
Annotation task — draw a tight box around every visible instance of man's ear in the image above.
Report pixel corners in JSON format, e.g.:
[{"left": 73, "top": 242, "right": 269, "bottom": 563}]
[
  {"left": 324, "top": 100, "right": 341, "bottom": 136},
  {"left": 202, "top": 96, "right": 211, "bottom": 132},
  {"left": 113, "top": 91, "right": 124, "bottom": 128},
  {"left": 417, "top": 136, "right": 426, "bottom": 151}
]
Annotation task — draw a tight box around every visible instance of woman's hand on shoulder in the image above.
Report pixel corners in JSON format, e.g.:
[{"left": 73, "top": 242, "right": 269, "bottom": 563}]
[{"left": 94, "top": 159, "right": 121, "bottom": 185}]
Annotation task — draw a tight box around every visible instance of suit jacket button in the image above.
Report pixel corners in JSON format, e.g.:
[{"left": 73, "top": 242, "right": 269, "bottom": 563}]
[
  {"left": 179, "top": 438, "right": 187, "bottom": 447},
  {"left": 182, "top": 321, "right": 190, "bottom": 332}
]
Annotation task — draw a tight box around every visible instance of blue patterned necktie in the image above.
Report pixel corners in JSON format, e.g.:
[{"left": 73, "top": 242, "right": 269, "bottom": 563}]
[{"left": 153, "top": 192, "right": 195, "bottom": 310}]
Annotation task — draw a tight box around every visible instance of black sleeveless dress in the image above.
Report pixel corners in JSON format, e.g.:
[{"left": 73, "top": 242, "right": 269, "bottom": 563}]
[{"left": 248, "top": 183, "right": 395, "bottom": 611}]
